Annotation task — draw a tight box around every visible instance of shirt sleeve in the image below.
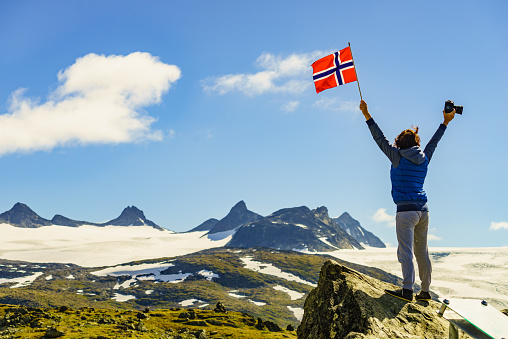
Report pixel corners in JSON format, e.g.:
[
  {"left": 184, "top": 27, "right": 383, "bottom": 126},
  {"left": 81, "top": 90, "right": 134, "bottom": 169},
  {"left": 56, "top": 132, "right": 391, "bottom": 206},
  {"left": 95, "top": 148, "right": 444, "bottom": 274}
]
[
  {"left": 424, "top": 124, "right": 447, "bottom": 162},
  {"left": 366, "top": 118, "right": 400, "bottom": 166}
]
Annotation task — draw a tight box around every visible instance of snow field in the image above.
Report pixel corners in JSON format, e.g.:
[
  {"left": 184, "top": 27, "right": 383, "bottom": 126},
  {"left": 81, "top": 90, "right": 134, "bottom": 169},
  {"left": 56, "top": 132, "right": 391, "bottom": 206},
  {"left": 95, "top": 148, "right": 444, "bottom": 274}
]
[{"left": 0, "top": 225, "right": 231, "bottom": 267}]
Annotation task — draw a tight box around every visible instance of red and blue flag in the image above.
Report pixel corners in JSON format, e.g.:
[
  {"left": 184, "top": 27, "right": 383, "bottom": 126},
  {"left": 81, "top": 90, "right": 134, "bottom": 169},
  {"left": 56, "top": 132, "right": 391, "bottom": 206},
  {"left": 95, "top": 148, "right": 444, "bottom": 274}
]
[{"left": 312, "top": 46, "right": 357, "bottom": 94}]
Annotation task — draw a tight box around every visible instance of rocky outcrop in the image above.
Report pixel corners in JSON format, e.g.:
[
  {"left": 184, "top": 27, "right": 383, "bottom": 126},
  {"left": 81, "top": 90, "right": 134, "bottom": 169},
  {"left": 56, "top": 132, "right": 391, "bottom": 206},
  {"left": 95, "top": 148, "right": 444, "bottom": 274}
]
[
  {"left": 298, "top": 260, "right": 456, "bottom": 339},
  {"left": 333, "top": 212, "right": 386, "bottom": 248},
  {"left": 227, "top": 206, "right": 363, "bottom": 251}
]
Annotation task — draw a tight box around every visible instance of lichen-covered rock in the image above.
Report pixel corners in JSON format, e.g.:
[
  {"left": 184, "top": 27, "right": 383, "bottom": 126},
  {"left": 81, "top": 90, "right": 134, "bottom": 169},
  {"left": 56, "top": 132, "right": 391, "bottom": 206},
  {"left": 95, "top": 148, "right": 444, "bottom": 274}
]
[
  {"left": 213, "top": 302, "right": 227, "bottom": 313},
  {"left": 297, "top": 260, "right": 471, "bottom": 339}
]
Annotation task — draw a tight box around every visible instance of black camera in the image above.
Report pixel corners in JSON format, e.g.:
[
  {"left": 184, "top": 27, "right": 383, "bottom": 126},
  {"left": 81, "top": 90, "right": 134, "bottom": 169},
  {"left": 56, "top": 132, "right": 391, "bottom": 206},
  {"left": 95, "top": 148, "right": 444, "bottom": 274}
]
[{"left": 444, "top": 100, "right": 463, "bottom": 115}]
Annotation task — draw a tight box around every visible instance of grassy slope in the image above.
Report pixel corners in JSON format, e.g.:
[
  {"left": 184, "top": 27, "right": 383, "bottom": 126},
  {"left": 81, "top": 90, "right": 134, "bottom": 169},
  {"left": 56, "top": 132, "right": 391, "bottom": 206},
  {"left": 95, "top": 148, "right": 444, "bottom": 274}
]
[{"left": 0, "top": 304, "right": 296, "bottom": 338}]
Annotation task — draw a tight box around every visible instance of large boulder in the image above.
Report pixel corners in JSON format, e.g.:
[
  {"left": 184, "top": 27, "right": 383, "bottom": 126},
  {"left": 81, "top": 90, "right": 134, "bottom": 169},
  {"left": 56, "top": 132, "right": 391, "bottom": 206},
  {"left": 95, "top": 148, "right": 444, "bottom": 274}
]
[{"left": 297, "top": 260, "right": 471, "bottom": 339}]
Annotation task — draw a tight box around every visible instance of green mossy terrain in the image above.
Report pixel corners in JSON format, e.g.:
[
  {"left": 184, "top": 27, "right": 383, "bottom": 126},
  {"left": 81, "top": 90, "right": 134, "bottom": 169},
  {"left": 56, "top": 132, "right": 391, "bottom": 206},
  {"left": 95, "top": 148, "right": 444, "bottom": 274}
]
[{"left": 0, "top": 303, "right": 296, "bottom": 338}]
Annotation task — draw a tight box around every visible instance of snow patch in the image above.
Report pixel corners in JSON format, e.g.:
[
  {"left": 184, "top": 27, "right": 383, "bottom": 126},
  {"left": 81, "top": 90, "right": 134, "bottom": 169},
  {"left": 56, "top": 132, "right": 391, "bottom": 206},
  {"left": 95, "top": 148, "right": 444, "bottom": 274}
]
[
  {"left": 179, "top": 298, "right": 205, "bottom": 307},
  {"left": 0, "top": 272, "right": 43, "bottom": 288},
  {"left": 197, "top": 269, "right": 219, "bottom": 281},
  {"left": 228, "top": 291, "right": 246, "bottom": 298},
  {"left": 112, "top": 293, "right": 136, "bottom": 302},
  {"left": 287, "top": 306, "right": 304, "bottom": 321},
  {"left": 319, "top": 237, "right": 338, "bottom": 250},
  {"left": 240, "top": 256, "right": 316, "bottom": 287},
  {"left": 248, "top": 299, "right": 266, "bottom": 306},
  {"left": 273, "top": 285, "right": 305, "bottom": 300}
]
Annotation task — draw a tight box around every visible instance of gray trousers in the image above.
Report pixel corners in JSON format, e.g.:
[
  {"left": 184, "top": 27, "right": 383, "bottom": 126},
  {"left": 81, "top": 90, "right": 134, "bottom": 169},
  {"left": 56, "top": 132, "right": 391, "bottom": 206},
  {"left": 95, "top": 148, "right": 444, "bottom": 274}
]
[{"left": 396, "top": 211, "right": 432, "bottom": 292}]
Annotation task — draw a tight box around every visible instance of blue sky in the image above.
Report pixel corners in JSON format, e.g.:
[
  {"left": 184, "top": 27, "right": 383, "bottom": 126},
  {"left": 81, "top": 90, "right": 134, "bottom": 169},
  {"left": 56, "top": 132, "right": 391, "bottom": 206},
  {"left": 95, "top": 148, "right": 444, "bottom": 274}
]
[{"left": 0, "top": 0, "right": 506, "bottom": 247}]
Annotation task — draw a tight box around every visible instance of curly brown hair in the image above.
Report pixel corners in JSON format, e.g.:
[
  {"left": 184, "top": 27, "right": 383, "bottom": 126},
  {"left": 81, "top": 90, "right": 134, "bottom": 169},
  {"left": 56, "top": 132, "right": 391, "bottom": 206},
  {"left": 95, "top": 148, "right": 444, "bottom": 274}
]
[{"left": 395, "top": 126, "right": 420, "bottom": 149}]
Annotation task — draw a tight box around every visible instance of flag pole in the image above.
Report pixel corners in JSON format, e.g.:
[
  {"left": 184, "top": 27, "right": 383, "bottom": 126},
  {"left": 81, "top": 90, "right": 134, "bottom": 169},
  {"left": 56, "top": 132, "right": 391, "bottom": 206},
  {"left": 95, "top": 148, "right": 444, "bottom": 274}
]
[{"left": 348, "top": 42, "right": 363, "bottom": 100}]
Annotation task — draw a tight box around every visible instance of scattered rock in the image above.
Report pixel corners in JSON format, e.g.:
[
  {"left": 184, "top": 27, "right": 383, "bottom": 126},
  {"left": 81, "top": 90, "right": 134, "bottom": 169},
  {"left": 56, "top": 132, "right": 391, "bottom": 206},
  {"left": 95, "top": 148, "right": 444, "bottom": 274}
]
[
  {"left": 242, "top": 316, "right": 256, "bottom": 326},
  {"left": 264, "top": 320, "right": 283, "bottom": 332},
  {"left": 214, "top": 302, "right": 227, "bottom": 313},
  {"left": 255, "top": 318, "right": 265, "bottom": 330},
  {"left": 30, "top": 319, "right": 44, "bottom": 328},
  {"left": 136, "top": 312, "right": 149, "bottom": 319},
  {"left": 206, "top": 319, "right": 223, "bottom": 326},
  {"left": 179, "top": 311, "right": 191, "bottom": 319},
  {"left": 186, "top": 320, "right": 208, "bottom": 326},
  {"left": 297, "top": 260, "right": 454, "bottom": 339},
  {"left": 135, "top": 321, "right": 148, "bottom": 332},
  {"left": 196, "top": 329, "right": 209, "bottom": 339},
  {"left": 58, "top": 305, "right": 70, "bottom": 312},
  {"left": 43, "top": 327, "right": 65, "bottom": 338}
]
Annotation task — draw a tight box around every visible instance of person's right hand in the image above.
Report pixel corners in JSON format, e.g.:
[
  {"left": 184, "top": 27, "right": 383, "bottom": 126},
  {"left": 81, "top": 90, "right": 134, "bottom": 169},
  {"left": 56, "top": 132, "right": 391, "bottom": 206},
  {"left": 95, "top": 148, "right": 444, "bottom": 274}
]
[
  {"left": 443, "top": 109, "right": 456, "bottom": 126},
  {"left": 359, "top": 100, "right": 371, "bottom": 120}
]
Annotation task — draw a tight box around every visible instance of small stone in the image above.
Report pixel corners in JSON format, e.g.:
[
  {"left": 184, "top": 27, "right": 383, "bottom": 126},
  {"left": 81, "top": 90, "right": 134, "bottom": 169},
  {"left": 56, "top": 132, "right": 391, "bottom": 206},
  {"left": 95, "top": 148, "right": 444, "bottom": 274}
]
[{"left": 44, "top": 327, "right": 65, "bottom": 338}]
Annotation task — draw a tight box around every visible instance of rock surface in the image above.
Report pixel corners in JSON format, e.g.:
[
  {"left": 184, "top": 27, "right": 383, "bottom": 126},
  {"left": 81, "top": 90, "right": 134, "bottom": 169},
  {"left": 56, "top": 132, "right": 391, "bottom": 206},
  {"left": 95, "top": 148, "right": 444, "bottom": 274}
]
[{"left": 297, "top": 260, "right": 469, "bottom": 339}]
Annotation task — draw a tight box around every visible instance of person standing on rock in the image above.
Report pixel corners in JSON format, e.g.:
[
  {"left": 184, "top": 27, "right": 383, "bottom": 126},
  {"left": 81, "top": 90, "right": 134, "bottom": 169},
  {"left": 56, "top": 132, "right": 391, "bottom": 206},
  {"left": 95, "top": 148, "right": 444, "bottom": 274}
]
[{"left": 359, "top": 100, "right": 455, "bottom": 302}]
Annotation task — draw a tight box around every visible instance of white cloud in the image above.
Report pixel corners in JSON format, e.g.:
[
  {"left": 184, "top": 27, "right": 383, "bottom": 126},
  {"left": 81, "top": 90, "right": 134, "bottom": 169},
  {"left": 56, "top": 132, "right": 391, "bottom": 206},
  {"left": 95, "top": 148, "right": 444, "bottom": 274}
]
[
  {"left": 202, "top": 51, "right": 325, "bottom": 96},
  {"left": 0, "top": 52, "right": 181, "bottom": 156},
  {"left": 373, "top": 208, "right": 396, "bottom": 227},
  {"left": 314, "top": 96, "right": 358, "bottom": 113},
  {"left": 428, "top": 234, "right": 442, "bottom": 241},
  {"left": 281, "top": 101, "right": 300, "bottom": 112},
  {"left": 490, "top": 221, "right": 508, "bottom": 231}
]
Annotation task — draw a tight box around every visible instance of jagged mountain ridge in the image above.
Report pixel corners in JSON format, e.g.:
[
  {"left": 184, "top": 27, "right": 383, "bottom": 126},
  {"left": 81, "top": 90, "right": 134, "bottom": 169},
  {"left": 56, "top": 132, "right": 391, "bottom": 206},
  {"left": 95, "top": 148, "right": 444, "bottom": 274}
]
[
  {"left": 333, "top": 212, "right": 386, "bottom": 248},
  {"left": 226, "top": 206, "right": 364, "bottom": 251},
  {"left": 0, "top": 202, "right": 163, "bottom": 230}
]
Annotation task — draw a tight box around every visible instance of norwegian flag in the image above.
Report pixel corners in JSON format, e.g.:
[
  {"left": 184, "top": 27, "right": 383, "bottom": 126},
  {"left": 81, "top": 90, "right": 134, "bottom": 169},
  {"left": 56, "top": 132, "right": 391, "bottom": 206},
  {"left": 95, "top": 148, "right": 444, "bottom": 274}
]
[{"left": 312, "top": 46, "right": 357, "bottom": 94}]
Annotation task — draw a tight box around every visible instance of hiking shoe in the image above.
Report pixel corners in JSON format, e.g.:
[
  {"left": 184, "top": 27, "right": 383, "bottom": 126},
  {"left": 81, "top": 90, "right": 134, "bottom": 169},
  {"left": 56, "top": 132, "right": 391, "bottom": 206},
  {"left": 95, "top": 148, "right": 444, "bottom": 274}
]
[
  {"left": 415, "top": 291, "right": 431, "bottom": 301},
  {"left": 385, "top": 288, "right": 413, "bottom": 302}
]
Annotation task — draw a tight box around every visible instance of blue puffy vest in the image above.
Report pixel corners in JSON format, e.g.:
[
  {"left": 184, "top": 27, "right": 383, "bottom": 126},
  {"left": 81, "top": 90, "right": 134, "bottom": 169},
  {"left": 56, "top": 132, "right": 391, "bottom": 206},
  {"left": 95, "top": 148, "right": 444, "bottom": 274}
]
[{"left": 390, "top": 156, "right": 428, "bottom": 205}]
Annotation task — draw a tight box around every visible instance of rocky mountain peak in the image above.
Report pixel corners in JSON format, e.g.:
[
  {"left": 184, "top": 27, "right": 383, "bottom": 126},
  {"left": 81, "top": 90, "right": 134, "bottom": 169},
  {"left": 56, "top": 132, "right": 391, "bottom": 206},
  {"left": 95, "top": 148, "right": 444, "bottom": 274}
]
[
  {"left": 0, "top": 202, "right": 52, "bottom": 228},
  {"left": 231, "top": 200, "right": 247, "bottom": 212},
  {"left": 104, "top": 206, "right": 163, "bottom": 230},
  {"left": 11, "top": 202, "right": 34, "bottom": 213},
  {"left": 207, "top": 201, "right": 263, "bottom": 235},
  {"left": 298, "top": 260, "right": 451, "bottom": 338},
  {"left": 119, "top": 206, "right": 145, "bottom": 219}
]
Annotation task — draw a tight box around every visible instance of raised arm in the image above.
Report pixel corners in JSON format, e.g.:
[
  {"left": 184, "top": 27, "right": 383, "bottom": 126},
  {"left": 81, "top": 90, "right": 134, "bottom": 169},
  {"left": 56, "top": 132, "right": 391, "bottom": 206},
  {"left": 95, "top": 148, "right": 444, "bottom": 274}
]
[
  {"left": 424, "top": 108, "right": 455, "bottom": 161},
  {"left": 360, "top": 100, "right": 400, "bottom": 166}
]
